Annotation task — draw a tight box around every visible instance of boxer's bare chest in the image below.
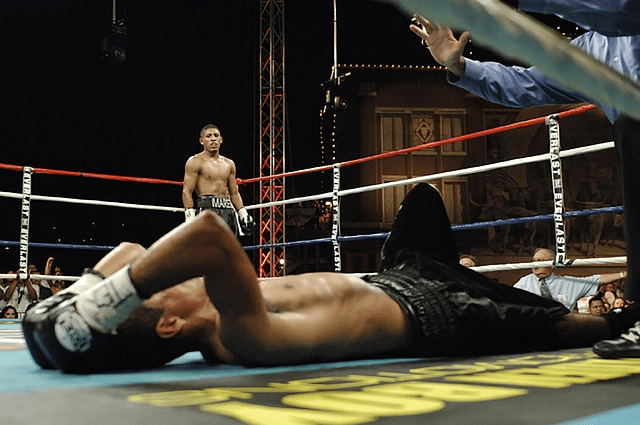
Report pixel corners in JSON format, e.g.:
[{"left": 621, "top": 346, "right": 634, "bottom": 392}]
[{"left": 259, "top": 273, "right": 379, "bottom": 313}]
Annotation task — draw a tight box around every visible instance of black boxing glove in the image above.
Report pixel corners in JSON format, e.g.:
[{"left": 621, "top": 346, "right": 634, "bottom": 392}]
[
  {"left": 238, "top": 208, "right": 258, "bottom": 235},
  {"left": 22, "top": 269, "right": 104, "bottom": 370},
  {"left": 24, "top": 266, "right": 141, "bottom": 373},
  {"left": 23, "top": 292, "right": 119, "bottom": 373}
]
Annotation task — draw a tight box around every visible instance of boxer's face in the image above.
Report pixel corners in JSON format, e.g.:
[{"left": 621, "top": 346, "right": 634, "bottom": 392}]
[
  {"left": 200, "top": 128, "right": 223, "bottom": 153},
  {"left": 144, "top": 277, "right": 213, "bottom": 319}
]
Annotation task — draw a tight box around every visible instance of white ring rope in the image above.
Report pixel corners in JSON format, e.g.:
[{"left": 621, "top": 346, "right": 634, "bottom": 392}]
[
  {"left": 1, "top": 254, "right": 626, "bottom": 283},
  {"left": 388, "top": 0, "right": 640, "bottom": 121},
  {"left": 249, "top": 141, "right": 614, "bottom": 209},
  {"left": 473, "top": 256, "right": 627, "bottom": 274},
  {"left": 338, "top": 141, "right": 614, "bottom": 198},
  {"left": 0, "top": 273, "right": 79, "bottom": 282},
  {"left": 0, "top": 191, "right": 182, "bottom": 213}
]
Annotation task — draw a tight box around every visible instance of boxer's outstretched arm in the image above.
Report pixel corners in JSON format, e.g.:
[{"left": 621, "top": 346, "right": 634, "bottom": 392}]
[
  {"left": 94, "top": 242, "right": 147, "bottom": 277},
  {"left": 130, "top": 211, "right": 261, "bottom": 305},
  {"left": 127, "top": 211, "right": 272, "bottom": 358}
]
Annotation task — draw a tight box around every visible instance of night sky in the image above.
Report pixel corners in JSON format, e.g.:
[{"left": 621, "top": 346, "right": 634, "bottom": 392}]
[
  {"left": 0, "top": 0, "right": 564, "bottom": 272},
  {"left": 2, "top": 1, "right": 437, "bottom": 174}
]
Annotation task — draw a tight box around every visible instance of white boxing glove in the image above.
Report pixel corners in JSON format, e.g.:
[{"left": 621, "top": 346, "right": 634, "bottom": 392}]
[
  {"left": 238, "top": 207, "right": 249, "bottom": 222},
  {"left": 184, "top": 208, "right": 197, "bottom": 222}
]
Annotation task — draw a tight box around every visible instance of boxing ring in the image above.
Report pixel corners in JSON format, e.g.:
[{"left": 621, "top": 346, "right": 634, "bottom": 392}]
[
  {"left": 1, "top": 103, "right": 637, "bottom": 425},
  {"left": 0, "top": 104, "right": 626, "bottom": 284},
  {"left": 3, "top": 1, "right": 640, "bottom": 423}
]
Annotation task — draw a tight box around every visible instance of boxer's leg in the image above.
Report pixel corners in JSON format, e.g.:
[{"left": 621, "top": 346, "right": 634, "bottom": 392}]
[
  {"left": 554, "top": 314, "right": 611, "bottom": 349},
  {"left": 613, "top": 115, "right": 640, "bottom": 301},
  {"left": 555, "top": 302, "right": 640, "bottom": 348},
  {"left": 381, "top": 183, "right": 459, "bottom": 270}
]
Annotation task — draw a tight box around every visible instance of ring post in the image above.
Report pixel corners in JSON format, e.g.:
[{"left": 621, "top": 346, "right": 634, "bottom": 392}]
[
  {"left": 332, "top": 163, "right": 341, "bottom": 271},
  {"left": 546, "top": 115, "right": 567, "bottom": 266},
  {"left": 19, "top": 166, "right": 33, "bottom": 280}
]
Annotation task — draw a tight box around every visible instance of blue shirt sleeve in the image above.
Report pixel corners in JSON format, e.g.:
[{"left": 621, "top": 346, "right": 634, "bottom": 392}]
[
  {"left": 519, "top": 0, "right": 640, "bottom": 36},
  {"left": 450, "top": 58, "right": 585, "bottom": 108}
]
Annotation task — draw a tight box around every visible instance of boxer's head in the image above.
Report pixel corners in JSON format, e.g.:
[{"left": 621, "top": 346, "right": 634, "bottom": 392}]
[
  {"left": 115, "top": 277, "right": 218, "bottom": 369},
  {"left": 199, "top": 124, "right": 223, "bottom": 153}
]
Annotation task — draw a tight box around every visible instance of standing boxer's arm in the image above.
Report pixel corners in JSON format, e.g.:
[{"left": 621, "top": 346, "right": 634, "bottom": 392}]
[
  {"left": 226, "top": 159, "right": 244, "bottom": 212},
  {"left": 182, "top": 156, "right": 199, "bottom": 221},
  {"left": 226, "top": 158, "right": 256, "bottom": 234}
]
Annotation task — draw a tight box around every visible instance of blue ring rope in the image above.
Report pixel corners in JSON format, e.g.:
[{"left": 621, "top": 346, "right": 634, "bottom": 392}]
[{"left": 0, "top": 205, "right": 623, "bottom": 252}]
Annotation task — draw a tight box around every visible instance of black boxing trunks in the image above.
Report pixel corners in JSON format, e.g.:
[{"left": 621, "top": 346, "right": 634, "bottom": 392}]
[
  {"left": 363, "top": 249, "right": 570, "bottom": 357},
  {"left": 196, "top": 195, "right": 238, "bottom": 236}
]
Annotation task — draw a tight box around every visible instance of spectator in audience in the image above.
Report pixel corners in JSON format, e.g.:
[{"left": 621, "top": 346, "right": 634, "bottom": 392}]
[
  {"left": 513, "top": 248, "right": 626, "bottom": 311},
  {"left": 1, "top": 305, "right": 18, "bottom": 319},
  {"left": 28, "top": 262, "right": 50, "bottom": 300},
  {"left": 613, "top": 297, "right": 629, "bottom": 309},
  {"left": 4, "top": 272, "right": 38, "bottom": 318},
  {"left": 617, "top": 286, "right": 627, "bottom": 300},
  {"left": 44, "top": 257, "right": 66, "bottom": 297},
  {"left": 589, "top": 296, "right": 606, "bottom": 316},
  {"left": 597, "top": 280, "right": 620, "bottom": 309},
  {"left": 459, "top": 254, "right": 478, "bottom": 268},
  {"left": 50, "top": 279, "right": 67, "bottom": 295},
  {"left": 600, "top": 282, "right": 618, "bottom": 295},
  {"left": 0, "top": 276, "right": 7, "bottom": 311}
]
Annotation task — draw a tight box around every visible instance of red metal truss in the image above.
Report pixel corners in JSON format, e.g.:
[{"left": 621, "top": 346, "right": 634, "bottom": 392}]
[{"left": 258, "top": 0, "right": 286, "bottom": 277}]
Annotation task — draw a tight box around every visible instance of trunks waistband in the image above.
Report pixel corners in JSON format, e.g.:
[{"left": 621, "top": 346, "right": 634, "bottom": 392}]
[
  {"left": 196, "top": 196, "right": 234, "bottom": 210},
  {"left": 363, "top": 266, "right": 457, "bottom": 356}
]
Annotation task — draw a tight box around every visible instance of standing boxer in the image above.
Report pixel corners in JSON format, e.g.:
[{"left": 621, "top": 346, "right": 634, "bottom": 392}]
[{"left": 182, "top": 124, "right": 256, "bottom": 236}]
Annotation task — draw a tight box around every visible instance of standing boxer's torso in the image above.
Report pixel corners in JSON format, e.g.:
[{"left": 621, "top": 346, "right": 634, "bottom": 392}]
[{"left": 193, "top": 153, "right": 233, "bottom": 198}]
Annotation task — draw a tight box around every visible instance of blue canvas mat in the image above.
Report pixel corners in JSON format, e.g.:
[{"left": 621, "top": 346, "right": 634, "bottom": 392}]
[{"left": 3, "top": 320, "right": 640, "bottom": 425}]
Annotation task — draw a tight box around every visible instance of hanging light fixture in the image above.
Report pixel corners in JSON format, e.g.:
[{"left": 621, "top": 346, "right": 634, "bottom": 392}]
[{"left": 101, "top": 0, "right": 127, "bottom": 64}]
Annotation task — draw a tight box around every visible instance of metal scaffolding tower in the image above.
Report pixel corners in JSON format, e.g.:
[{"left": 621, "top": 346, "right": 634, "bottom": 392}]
[{"left": 258, "top": 0, "right": 286, "bottom": 277}]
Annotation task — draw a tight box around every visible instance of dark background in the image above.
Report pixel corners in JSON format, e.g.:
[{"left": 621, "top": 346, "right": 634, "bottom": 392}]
[{"left": 0, "top": 0, "right": 571, "bottom": 273}]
